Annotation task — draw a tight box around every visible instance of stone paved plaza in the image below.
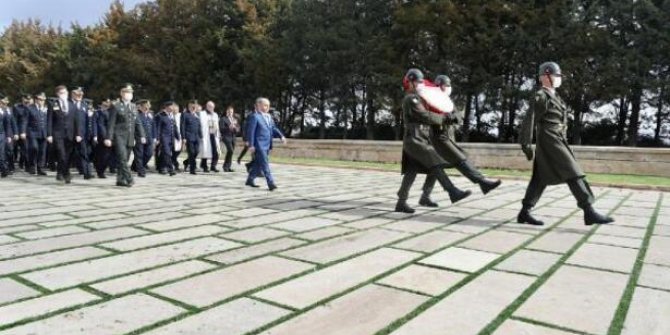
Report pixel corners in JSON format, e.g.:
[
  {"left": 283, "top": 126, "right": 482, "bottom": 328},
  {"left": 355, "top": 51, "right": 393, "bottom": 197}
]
[{"left": 0, "top": 164, "right": 668, "bottom": 335}]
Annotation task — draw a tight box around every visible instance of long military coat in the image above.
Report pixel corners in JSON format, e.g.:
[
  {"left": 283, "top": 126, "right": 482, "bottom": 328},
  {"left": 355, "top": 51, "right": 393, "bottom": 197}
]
[
  {"left": 429, "top": 109, "right": 467, "bottom": 165},
  {"left": 401, "top": 93, "right": 449, "bottom": 174},
  {"left": 106, "top": 102, "right": 145, "bottom": 148},
  {"left": 519, "top": 87, "right": 584, "bottom": 185}
]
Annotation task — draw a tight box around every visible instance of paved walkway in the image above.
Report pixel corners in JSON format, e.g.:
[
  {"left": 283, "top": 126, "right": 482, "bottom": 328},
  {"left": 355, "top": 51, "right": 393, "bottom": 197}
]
[{"left": 0, "top": 164, "right": 668, "bottom": 335}]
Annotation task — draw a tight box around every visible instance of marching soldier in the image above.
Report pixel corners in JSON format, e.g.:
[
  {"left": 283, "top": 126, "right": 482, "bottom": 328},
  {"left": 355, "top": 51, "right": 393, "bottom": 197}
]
[
  {"left": 395, "top": 69, "right": 471, "bottom": 213},
  {"left": 419, "top": 75, "right": 501, "bottom": 207},
  {"left": 104, "top": 84, "right": 146, "bottom": 187},
  {"left": 20, "top": 92, "right": 49, "bottom": 175},
  {"left": 518, "top": 62, "right": 613, "bottom": 226}
]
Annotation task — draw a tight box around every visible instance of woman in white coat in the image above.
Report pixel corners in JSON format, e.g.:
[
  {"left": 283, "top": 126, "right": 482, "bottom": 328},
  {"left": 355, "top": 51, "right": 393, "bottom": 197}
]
[{"left": 198, "top": 101, "right": 221, "bottom": 172}]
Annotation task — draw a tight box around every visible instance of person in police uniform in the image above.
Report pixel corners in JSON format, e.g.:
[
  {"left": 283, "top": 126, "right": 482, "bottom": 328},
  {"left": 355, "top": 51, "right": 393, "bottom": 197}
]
[
  {"left": 518, "top": 62, "right": 613, "bottom": 226},
  {"left": 13, "top": 93, "right": 31, "bottom": 171},
  {"left": 20, "top": 92, "right": 49, "bottom": 175},
  {"left": 0, "top": 93, "right": 12, "bottom": 178},
  {"left": 180, "top": 100, "right": 202, "bottom": 175},
  {"left": 104, "top": 84, "right": 146, "bottom": 187},
  {"left": 77, "top": 96, "right": 97, "bottom": 180},
  {"left": 395, "top": 68, "right": 471, "bottom": 213},
  {"left": 132, "top": 99, "right": 154, "bottom": 177},
  {"left": 155, "top": 101, "right": 179, "bottom": 176},
  {"left": 418, "top": 75, "right": 501, "bottom": 207},
  {"left": 94, "top": 99, "right": 113, "bottom": 178}
]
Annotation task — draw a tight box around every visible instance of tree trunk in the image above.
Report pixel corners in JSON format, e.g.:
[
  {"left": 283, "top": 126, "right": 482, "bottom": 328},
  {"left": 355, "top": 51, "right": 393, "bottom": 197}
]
[
  {"left": 318, "top": 89, "right": 326, "bottom": 139},
  {"left": 654, "top": 85, "right": 665, "bottom": 145},
  {"left": 366, "top": 90, "right": 375, "bottom": 140},
  {"left": 615, "top": 97, "right": 628, "bottom": 145},
  {"left": 461, "top": 93, "right": 473, "bottom": 142},
  {"left": 626, "top": 84, "right": 642, "bottom": 146}
]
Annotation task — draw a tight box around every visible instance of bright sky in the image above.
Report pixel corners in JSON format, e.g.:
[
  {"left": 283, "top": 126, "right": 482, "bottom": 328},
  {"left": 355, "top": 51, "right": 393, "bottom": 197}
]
[{"left": 0, "top": 0, "right": 146, "bottom": 31}]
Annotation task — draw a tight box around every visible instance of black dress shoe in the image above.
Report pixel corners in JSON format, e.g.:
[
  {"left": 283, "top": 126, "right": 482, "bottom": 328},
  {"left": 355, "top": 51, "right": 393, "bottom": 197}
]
[
  {"left": 395, "top": 200, "right": 415, "bottom": 213},
  {"left": 37, "top": 170, "right": 48, "bottom": 176},
  {"left": 190, "top": 171, "right": 197, "bottom": 175},
  {"left": 84, "top": 175, "right": 93, "bottom": 180},
  {"left": 480, "top": 179, "right": 502, "bottom": 195},
  {"left": 169, "top": 171, "right": 176, "bottom": 176},
  {"left": 211, "top": 168, "right": 220, "bottom": 172},
  {"left": 449, "top": 189, "right": 472, "bottom": 204},
  {"left": 64, "top": 175, "right": 72, "bottom": 184},
  {"left": 419, "top": 196, "right": 439, "bottom": 207},
  {"left": 1, "top": 172, "right": 8, "bottom": 178},
  {"left": 56, "top": 174, "right": 63, "bottom": 181},
  {"left": 97, "top": 173, "right": 107, "bottom": 179},
  {"left": 584, "top": 205, "right": 614, "bottom": 226},
  {"left": 269, "top": 184, "right": 277, "bottom": 191},
  {"left": 158, "top": 170, "right": 167, "bottom": 175},
  {"left": 116, "top": 181, "right": 129, "bottom": 187},
  {"left": 245, "top": 181, "right": 260, "bottom": 188},
  {"left": 517, "top": 209, "right": 545, "bottom": 226},
  {"left": 138, "top": 173, "right": 146, "bottom": 178}
]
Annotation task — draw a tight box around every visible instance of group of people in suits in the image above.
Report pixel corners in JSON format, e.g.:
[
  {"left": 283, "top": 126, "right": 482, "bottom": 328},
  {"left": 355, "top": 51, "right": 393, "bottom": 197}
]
[{"left": 0, "top": 84, "right": 285, "bottom": 189}]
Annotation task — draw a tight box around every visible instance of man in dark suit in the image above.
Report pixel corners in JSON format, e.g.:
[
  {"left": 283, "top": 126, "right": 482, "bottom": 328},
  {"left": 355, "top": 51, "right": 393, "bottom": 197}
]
[
  {"left": 94, "top": 99, "right": 113, "bottom": 178},
  {"left": 71, "top": 89, "right": 95, "bottom": 179},
  {"left": 1, "top": 95, "right": 18, "bottom": 174},
  {"left": 155, "top": 101, "right": 179, "bottom": 176},
  {"left": 104, "top": 84, "right": 146, "bottom": 187},
  {"left": 180, "top": 100, "right": 202, "bottom": 175},
  {"left": 13, "top": 94, "right": 31, "bottom": 171},
  {"left": 0, "top": 93, "right": 12, "bottom": 178},
  {"left": 132, "top": 99, "right": 154, "bottom": 177},
  {"left": 20, "top": 92, "right": 49, "bottom": 175},
  {"left": 219, "top": 105, "right": 238, "bottom": 172},
  {"left": 245, "top": 97, "right": 286, "bottom": 191},
  {"left": 47, "top": 85, "right": 82, "bottom": 184}
]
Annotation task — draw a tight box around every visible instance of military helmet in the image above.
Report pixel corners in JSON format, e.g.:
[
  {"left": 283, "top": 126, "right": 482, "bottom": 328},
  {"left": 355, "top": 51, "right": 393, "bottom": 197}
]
[
  {"left": 404, "top": 68, "right": 424, "bottom": 82},
  {"left": 538, "top": 62, "right": 562, "bottom": 77},
  {"left": 434, "top": 75, "right": 451, "bottom": 87}
]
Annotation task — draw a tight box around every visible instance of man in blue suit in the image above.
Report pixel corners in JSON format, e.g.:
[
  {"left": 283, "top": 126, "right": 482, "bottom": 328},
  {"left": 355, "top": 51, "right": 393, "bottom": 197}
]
[
  {"left": 245, "top": 97, "right": 286, "bottom": 191},
  {"left": 20, "top": 92, "right": 49, "bottom": 176},
  {"left": 180, "top": 100, "right": 202, "bottom": 175}
]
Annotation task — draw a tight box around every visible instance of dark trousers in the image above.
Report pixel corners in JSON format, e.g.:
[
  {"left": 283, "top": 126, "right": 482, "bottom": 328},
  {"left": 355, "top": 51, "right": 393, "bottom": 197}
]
[
  {"left": 186, "top": 140, "right": 200, "bottom": 173},
  {"left": 200, "top": 134, "right": 219, "bottom": 170},
  {"left": 16, "top": 139, "right": 26, "bottom": 169},
  {"left": 77, "top": 140, "right": 93, "bottom": 177},
  {"left": 238, "top": 144, "right": 249, "bottom": 163},
  {"left": 397, "top": 167, "right": 458, "bottom": 201},
  {"left": 0, "top": 137, "right": 7, "bottom": 174},
  {"left": 172, "top": 149, "right": 181, "bottom": 170},
  {"left": 158, "top": 142, "right": 174, "bottom": 173},
  {"left": 46, "top": 142, "right": 57, "bottom": 171},
  {"left": 247, "top": 148, "right": 274, "bottom": 185},
  {"left": 54, "top": 137, "right": 75, "bottom": 178},
  {"left": 522, "top": 173, "right": 594, "bottom": 209},
  {"left": 421, "top": 160, "right": 485, "bottom": 197},
  {"left": 132, "top": 143, "right": 145, "bottom": 175},
  {"left": 223, "top": 137, "right": 235, "bottom": 170},
  {"left": 114, "top": 142, "right": 133, "bottom": 185},
  {"left": 26, "top": 137, "right": 47, "bottom": 172},
  {"left": 94, "top": 143, "right": 112, "bottom": 175},
  {"left": 6, "top": 140, "right": 15, "bottom": 171}
]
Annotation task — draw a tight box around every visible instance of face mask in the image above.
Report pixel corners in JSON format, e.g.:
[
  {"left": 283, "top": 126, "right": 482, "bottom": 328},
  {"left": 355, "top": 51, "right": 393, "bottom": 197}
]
[
  {"left": 58, "top": 93, "right": 68, "bottom": 101},
  {"left": 552, "top": 76, "right": 562, "bottom": 88},
  {"left": 122, "top": 93, "right": 133, "bottom": 102}
]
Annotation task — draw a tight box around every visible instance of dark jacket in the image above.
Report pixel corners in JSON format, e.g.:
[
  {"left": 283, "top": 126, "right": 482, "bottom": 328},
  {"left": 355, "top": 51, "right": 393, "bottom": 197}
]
[
  {"left": 47, "top": 99, "right": 81, "bottom": 140},
  {"left": 138, "top": 111, "right": 155, "bottom": 142},
  {"left": 0, "top": 110, "right": 12, "bottom": 136},
  {"left": 96, "top": 109, "right": 110, "bottom": 140},
  {"left": 180, "top": 111, "right": 202, "bottom": 142},
  {"left": 106, "top": 101, "right": 145, "bottom": 148},
  {"left": 21, "top": 104, "right": 48, "bottom": 139},
  {"left": 155, "top": 110, "right": 180, "bottom": 144},
  {"left": 400, "top": 93, "right": 449, "bottom": 174},
  {"left": 219, "top": 115, "right": 238, "bottom": 140},
  {"left": 519, "top": 87, "right": 584, "bottom": 185}
]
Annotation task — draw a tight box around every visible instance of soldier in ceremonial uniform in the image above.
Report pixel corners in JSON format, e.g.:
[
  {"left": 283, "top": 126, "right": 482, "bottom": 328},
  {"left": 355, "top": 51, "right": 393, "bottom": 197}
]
[
  {"left": 20, "top": 92, "right": 49, "bottom": 175},
  {"left": 104, "top": 84, "right": 146, "bottom": 187},
  {"left": 517, "top": 62, "right": 613, "bottom": 226},
  {"left": 418, "top": 75, "right": 501, "bottom": 207},
  {"left": 395, "top": 69, "right": 471, "bottom": 213}
]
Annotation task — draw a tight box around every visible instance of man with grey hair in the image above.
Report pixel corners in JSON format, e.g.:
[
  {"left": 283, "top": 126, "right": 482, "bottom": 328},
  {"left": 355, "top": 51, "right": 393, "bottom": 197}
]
[{"left": 245, "top": 97, "right": 286, "bottom": 191}]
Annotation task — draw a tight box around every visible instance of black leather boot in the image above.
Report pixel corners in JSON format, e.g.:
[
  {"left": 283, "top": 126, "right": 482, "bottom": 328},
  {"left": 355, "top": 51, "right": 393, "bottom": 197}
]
[
  {"left": 479, "top": 179, "right": 502, "bottom": 195},
  {"left": 395, "top": 200, "right": 415, "bottom": 213},
  {"left": 584, "top": 205, "right": 614, "bottom": 226},
  {"left": 419, "top": 195, "right": 438, "bottom": 207},
  {"left": 517, "top": 207, "right": 545, "bottom": 226},
  {"left": 448, "top": 188, "right": 472, "bottom": 204}
]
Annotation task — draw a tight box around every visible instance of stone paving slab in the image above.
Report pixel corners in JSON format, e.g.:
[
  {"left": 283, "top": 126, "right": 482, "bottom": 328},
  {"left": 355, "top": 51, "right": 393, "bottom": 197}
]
[{"left": 0, "top": 164, "right": 665, "bottom": 334}]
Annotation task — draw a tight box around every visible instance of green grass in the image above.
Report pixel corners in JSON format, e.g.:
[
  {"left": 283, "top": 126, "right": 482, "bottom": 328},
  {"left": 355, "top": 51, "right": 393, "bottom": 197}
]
[{"left": 273, "top": 156, "right": 670, "bottom": 189}]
